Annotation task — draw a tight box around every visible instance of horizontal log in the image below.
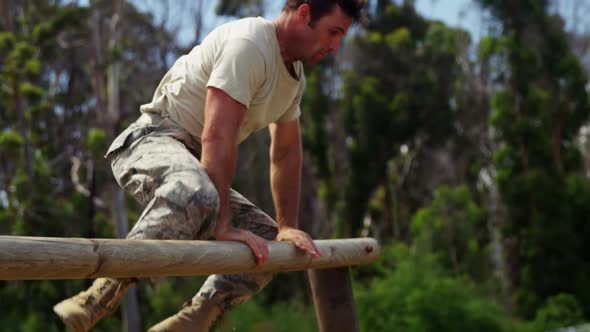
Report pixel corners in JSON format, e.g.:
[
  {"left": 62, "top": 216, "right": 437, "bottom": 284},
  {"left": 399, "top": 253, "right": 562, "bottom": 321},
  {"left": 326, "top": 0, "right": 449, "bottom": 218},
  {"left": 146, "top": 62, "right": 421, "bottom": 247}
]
[{"left": 0, "top": 236, "right": 380, "bottom": 280}]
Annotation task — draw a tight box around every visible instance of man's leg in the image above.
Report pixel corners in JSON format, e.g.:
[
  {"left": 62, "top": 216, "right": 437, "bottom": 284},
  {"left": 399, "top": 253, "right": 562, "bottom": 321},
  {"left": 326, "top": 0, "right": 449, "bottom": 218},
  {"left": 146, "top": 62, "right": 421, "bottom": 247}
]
[
  {"left": 196, "top": 190, "right": 278, "bottom": 309},
  {"left": 54, "top": 132, "right": 219, "bottom": 332},
  {"left": 148, "top": 190, "right": 278, "bottom": 332}
]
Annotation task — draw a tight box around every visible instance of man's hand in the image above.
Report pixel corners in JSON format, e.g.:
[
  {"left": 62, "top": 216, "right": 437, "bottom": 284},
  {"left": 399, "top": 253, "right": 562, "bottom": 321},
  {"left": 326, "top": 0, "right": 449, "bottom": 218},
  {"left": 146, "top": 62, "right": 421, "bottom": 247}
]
[
  {"left": 215, "top": 223, "right": 269, "bottom": 265},
  {"left": 276, "top": 226, "right": 321, "bottom": 258},
  {"left": 269, "top": 121, "right": 319, "bottom": 258}
]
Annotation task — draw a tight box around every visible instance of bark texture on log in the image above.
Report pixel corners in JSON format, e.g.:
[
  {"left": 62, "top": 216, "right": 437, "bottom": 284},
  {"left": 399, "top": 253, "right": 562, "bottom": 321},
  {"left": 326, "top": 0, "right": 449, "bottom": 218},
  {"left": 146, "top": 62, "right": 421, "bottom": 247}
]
[{"left": 0, "top": 237, "right": 380, "bottom": 280}]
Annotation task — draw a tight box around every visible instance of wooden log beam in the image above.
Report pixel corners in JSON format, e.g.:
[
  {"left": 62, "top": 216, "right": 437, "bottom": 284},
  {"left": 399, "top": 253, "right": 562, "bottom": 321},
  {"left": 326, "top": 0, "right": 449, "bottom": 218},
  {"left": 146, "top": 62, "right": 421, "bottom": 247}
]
[{"left": 0, "top": 236, "right": 380, "bottom": 280}]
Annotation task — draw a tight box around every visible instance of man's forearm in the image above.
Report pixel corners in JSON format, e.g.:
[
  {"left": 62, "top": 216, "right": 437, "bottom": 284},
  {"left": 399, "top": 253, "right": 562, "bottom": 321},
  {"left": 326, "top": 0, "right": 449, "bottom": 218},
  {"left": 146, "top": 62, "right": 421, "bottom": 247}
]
[
  {"left": 270, "top": 143, "right": 302, "bottom": 229},
  {"left": 201, "top": 135, "right": 237, "bottom": 232}
]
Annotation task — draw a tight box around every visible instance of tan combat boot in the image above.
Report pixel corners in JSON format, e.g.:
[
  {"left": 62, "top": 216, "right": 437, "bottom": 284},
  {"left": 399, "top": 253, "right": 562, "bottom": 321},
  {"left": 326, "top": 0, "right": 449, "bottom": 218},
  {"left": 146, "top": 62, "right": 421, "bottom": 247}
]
[
  {"left": 148, "top": 296, "right": 223, "bottom": 332},
  {"left": 53, "top": 278, "right": 134, "bottom": 332}
]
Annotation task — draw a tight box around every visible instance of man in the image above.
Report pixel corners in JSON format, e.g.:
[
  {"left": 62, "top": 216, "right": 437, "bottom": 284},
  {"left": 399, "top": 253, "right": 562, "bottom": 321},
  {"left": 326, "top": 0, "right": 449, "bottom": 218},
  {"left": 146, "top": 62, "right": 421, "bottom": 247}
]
[{"left": 53, "top": 0, "right": 366, "bottom": 331}]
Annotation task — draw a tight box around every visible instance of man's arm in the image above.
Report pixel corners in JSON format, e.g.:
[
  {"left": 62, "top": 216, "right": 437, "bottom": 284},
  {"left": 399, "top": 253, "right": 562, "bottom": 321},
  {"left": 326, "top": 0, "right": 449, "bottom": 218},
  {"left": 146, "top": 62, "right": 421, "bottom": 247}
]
[
  {"left": 201, "top": 87, "right": 269, "bottom": 265},
  {"left": 269, "top": 120, "right": 321, "bottom": 257}
]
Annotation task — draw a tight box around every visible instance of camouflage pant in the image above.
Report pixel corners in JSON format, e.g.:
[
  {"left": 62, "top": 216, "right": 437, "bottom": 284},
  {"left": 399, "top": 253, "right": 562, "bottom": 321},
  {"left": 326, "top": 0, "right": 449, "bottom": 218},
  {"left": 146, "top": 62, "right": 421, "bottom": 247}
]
[{"left": 105, "top": 112, "right": 278, "bottom": 311}]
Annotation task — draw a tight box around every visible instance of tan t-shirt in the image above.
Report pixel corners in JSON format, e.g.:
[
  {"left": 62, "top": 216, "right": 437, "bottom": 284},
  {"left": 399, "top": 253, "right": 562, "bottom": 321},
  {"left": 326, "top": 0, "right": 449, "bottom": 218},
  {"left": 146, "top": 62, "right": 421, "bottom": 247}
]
[{"left": 140, "top": 17, "right": 305, "bottom": 144}]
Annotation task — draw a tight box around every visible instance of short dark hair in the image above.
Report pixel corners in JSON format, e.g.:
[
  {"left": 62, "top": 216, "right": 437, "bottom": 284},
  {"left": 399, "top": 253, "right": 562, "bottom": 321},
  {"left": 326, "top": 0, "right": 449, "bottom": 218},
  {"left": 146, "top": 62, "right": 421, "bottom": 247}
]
[{"left": 283, "top": 0, "right": 368, "bottom": 25}]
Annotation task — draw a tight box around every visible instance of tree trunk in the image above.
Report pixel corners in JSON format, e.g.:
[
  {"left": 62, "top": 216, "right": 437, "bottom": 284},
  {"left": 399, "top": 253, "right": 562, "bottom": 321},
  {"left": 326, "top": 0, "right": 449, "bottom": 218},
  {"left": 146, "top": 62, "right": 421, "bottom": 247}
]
[
  {"left": 90, "top": 2, "right": 107, "bottom": 126},
  {"left": 484, "top": 167, "right": 512, "bottom": 310},
  {"left": 114, "top": 187, "right": 140, "bottom": 332},
  {"left": 382, "top": 177, "right": 394, "bottom": 239},
  {"left": 122, "top": 286, "right": 141, "bottom": 332},
  {"left": 107, "top": 0, "right": 141, "bottom": 330},
  {"left": 87, "top": 161, "right": 96, "bottom": 239},
  {"left": 0, "top": 0, "right": 14, "bottom": 31}
]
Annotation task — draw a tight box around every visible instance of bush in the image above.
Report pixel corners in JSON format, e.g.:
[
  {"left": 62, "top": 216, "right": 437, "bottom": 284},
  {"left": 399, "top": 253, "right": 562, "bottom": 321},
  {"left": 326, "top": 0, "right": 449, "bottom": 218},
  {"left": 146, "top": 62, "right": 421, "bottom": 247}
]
[
  {"left": 411, "top": 185, "right": 491, "bottom": 281},
  {"left": 355, "top": 244, "right": 509, "bottom": 332},
  {"left": 217, "top": 299, "right": 316, "bottom": 332},
  {"left": 524, "top": 294, "right": 586, "bottom": 332}
]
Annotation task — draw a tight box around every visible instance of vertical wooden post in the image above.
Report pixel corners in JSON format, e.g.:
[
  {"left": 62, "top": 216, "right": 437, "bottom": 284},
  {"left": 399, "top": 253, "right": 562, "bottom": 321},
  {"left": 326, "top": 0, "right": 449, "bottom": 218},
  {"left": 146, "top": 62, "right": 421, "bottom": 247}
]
[{"left": 308, "top": 268, "right": 359, "bottom": 332}]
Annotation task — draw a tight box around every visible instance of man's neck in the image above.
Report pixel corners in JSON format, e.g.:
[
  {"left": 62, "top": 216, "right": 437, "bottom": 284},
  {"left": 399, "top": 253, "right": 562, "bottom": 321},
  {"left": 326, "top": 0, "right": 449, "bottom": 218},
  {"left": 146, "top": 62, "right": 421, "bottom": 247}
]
[{"left": 273, "top": 14, "right": 297, "bottom": 66}]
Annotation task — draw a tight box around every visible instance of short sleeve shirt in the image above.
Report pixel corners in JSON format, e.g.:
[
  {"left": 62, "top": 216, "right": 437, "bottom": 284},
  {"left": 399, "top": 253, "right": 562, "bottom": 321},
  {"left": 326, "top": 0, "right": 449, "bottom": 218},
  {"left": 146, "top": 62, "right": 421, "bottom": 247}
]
[{"left": 140, "top": 17, "right": 306, "bottom": 144}]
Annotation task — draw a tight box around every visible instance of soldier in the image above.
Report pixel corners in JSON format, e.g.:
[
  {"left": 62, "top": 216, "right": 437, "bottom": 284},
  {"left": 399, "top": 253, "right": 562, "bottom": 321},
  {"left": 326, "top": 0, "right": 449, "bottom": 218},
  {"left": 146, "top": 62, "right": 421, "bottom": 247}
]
[{"left": 53, "top": 1, "right": 366, "bottom": 331}]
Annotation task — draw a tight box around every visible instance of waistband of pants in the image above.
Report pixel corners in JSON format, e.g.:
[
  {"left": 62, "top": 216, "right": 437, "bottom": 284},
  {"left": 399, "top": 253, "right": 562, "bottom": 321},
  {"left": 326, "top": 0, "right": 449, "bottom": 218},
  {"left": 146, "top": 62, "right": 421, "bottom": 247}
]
[{"left": 137, "top": 112, "right": 202, "bottom": 158}]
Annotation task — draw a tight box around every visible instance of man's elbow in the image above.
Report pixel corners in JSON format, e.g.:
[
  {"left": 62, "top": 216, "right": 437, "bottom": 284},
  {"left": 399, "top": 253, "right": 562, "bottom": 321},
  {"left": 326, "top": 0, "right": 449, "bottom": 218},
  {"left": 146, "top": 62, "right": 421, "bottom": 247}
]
[
  {"left": 270, "top": 143, "right": 301, "bottom": 164},
  {"left": 201, "top": 130, "right": 233, "bottom": 147}
]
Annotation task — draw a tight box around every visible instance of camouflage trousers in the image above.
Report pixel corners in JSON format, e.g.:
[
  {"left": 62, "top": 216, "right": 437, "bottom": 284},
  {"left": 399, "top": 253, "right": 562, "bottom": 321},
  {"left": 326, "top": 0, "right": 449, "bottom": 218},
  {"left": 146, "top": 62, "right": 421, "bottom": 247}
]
[{"left": 105, "top": 112, "right": 278, "bottom": 311}]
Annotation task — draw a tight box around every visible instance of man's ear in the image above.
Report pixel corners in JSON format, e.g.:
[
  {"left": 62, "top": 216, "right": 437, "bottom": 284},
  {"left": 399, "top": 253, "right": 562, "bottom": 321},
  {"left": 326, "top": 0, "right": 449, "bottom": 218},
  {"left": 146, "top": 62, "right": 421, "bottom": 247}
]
[{"left": 296, "top": 3, "right": 312, "bottom": 26}]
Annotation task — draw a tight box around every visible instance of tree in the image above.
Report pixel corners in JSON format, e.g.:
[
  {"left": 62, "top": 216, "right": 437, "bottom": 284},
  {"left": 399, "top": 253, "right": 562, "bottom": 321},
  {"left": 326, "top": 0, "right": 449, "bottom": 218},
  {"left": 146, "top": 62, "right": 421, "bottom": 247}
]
[
  {"left": 338, "top": 1, "right": 472, "bottom": 238},
  {"left": 0, "top": 1, "right": 181, "bottom": 330},
  {"left": 478, "top": 0, "right": 590, "bottom": 317},
  {"left": 215, "top": 0, "right": 264, "bottom": 17}
]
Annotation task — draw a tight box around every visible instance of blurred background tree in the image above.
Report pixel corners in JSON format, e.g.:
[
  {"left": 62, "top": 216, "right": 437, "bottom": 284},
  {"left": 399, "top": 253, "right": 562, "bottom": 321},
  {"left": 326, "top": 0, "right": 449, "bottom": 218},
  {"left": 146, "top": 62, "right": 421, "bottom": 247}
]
[{"left": 478, "top": 0, "right": 590, "bottom": 318}]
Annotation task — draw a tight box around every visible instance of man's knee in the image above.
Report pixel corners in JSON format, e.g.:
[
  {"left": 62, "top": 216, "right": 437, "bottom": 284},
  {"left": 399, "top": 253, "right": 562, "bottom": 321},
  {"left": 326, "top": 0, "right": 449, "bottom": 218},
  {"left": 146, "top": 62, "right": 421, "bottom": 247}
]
[
  {"left": 186, "top": 181, "right": 220, "bottom": 238},
  {"left": 238, "top": 215, "right": 278, "bottom": 240},
  {"left": 153, "top": 174, "right": 219, "bottom": 237},
  {"left": 156, "top": 174, "right": 219, "bottom": 211},
  {"left": 257, "top": 223, "right": 278, "bottom": 240}
]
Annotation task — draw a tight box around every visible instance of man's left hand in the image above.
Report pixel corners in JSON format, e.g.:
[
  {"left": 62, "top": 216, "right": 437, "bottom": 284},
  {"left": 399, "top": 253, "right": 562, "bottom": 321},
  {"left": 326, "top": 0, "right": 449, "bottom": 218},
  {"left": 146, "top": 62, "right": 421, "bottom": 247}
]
[{"left": 276, "top": 226, "right": 322, "bottom": 258}]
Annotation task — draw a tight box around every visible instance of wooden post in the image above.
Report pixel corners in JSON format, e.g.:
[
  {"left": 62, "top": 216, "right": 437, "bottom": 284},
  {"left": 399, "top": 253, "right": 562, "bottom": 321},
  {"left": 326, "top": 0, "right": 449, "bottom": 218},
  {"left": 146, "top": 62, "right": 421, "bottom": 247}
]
[
  {"left": 308, "top": 268, "right": 360, "bottom": 332},
  {"left": 0, "top": 236, "right": 379, "bottom": 280}
]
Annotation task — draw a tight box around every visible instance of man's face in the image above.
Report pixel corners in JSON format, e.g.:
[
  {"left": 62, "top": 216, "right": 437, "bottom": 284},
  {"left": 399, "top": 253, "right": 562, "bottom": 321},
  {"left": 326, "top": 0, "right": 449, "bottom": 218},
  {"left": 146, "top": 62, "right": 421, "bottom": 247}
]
[{"left": 296, "top": 5, "right": 353, "bottom": 65}]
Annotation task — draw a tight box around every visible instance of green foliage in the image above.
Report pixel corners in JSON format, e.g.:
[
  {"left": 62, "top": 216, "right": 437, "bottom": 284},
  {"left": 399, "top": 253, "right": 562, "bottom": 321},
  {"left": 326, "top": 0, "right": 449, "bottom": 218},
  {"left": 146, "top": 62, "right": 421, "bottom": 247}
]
[
  {"left": 0, "top": 130, "right": 24, "bottom": 155},
  {"left": 424, "top": 22, "right": 470, "bottom": 55},
  {"left": 386, "top": 27, "right": 412, "bottom": 50},
  {"left": 351, "top": 241, "right": 401, "bottom": 286},
  {"left": 411, "top": 186, "right": 491, "bottom": 280},
  {"left": 338, "top": 1, "right": 471, "bottom": 236},
  {"left": 0, "top": 280, "right": 79, "bottom": 332},
  {"left": 0, "top": 32, "right": 16, "bottom": 51},
  {"left": 355, "top": 244, "right": 509, "bottom": 332},
  {"left": 146, "top": 279, "right": 195, "bottom": 325},
  {"left": 23, "top": 59, "right": 41, "bottom": 79},
  {"left": 140, "top": 278, "right": 315, "bottom": 332},
  {"left": 86, "top": 128, "right": 108, "bottom": 157},
  {"left": 529, "top": 294, "right": 586, "bottom": 332},
  {"left": 12, "top": 42, "right": 35, "bottom": 62},
  {"left": 20, "top": 82, "right": 44, "bottom": 103},
  {"left": 110, "top": 45, "right": 124, "bottom": 62},
  {"left": 32, "top": 22, "right": 53, "bottom": 43},
  {"left": 478, "top": 0, "right": 590, "bottom": 318},
  {"left": 478, "top": 36, "right": 496, "bottom": 60},
  {"left": 218, "top": 299, "right": 316, "bottom": 332},
  {"left": 301, "top": 68, "right": 338, "bottom": 211}
]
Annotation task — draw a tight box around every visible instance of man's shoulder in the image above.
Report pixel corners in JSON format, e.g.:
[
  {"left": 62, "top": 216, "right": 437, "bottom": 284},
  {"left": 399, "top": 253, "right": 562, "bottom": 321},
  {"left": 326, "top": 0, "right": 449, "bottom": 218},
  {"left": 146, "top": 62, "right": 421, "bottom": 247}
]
[
  {"left": 215, "top": 17, "right": 272, "bottom": 42},
  {"left": 218, "top": 17, "right": 277, "bottom": 65},
  {"left": 231, "top": 16, "right": 268, "bottom": 28}
]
